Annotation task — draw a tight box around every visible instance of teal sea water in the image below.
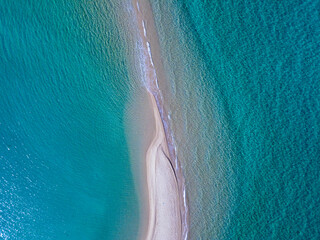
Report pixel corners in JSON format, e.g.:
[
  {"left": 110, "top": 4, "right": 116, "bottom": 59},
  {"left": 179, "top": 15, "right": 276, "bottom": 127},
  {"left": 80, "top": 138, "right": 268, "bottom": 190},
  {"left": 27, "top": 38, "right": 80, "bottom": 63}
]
[
  {"left": 0, "top": 1, "right": 139, "bottom": 239},
  {"left": 150, "top": 0, "right": 320, "bottom": 239},
  {"left": 2, "top": 0, "right": 320, "bottom": 239}
]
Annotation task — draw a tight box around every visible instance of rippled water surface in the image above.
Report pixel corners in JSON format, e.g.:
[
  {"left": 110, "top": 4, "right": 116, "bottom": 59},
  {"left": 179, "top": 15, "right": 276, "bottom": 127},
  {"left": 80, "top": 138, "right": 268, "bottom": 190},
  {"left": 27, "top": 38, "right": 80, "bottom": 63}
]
[
  {"left": 0, "top": 1, "right": 139, "bottom": 239},
  {"left": 150, "top": 0, "right": 320, "bottom": 238}
]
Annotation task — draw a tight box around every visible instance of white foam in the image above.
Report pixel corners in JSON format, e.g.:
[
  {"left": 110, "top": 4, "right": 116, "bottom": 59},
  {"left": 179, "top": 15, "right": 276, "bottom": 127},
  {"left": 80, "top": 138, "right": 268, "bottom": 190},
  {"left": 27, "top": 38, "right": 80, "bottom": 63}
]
[
  {"left": 146, "top": 41, "right": 155, "bottom": 67},
  {"left": 142, "top": 21, "right": 147, "bottom": 37}
]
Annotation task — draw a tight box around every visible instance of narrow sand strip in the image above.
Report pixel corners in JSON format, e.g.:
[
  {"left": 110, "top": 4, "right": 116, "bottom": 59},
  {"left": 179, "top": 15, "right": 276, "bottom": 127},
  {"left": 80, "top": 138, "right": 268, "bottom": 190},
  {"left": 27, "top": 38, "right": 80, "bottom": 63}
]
[
  {"left": 145, "top": 92, "right": 181, "bottom": 240},
  {"left": 131, "top": 0, "right": 183, "bottom": 239}
]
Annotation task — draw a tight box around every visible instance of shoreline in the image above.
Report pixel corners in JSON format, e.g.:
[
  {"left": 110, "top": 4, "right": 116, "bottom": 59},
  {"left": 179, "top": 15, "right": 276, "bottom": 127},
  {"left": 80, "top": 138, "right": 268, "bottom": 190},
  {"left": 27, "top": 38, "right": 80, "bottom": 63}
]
[
  {"left": 144, "top": 92, "right": 181, "bottom": 239},
  {"left": 130, "top": 0, "right": 188, "bottom": 239}
]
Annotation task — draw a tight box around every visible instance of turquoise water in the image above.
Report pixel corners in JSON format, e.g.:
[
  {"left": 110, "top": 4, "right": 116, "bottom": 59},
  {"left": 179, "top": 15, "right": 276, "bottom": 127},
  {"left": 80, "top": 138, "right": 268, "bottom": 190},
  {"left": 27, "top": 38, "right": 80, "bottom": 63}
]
[
  {"left": 2, "top": 0, "right": 320, "bottom": 239},
  {"left": 0, "top": 1, "right": 139, "bottom": 239},
  {"left": 150, "top": 0, "right": 320, "bottom": 239}
]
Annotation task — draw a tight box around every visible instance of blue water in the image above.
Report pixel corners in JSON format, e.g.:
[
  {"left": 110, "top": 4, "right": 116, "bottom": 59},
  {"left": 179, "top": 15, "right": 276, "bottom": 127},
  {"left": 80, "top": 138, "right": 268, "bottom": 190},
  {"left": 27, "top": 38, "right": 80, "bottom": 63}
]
[
  {"left": 0, "top": 1, "right": 139, "bottom": 239},
  {"left": 150, "top": 0, "right": 320, "bottom": 239}
]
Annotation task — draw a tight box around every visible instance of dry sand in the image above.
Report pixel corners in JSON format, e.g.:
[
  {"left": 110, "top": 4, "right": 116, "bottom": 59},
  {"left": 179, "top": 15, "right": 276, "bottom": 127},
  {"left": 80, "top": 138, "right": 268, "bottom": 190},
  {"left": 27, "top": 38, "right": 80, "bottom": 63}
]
[{"left": 144, "top": 92, "right": 181, "bottom": 240}]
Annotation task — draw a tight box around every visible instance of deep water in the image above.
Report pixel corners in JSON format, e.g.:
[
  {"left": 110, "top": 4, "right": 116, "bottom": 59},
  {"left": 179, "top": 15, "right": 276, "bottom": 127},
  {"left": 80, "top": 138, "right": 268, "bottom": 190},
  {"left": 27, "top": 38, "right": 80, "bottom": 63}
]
[
  {"left": 0, "top": 1, "right": 139, "bottom": 239},
  {"left": 150, "top": 0, "right": 320, "bottom": 239}
]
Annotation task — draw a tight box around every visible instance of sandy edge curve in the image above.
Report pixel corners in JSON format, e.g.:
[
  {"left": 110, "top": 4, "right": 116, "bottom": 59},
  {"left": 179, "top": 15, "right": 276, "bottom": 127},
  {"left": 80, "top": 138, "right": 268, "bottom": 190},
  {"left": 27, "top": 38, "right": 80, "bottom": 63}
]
[{"left": 144, "top": 92, "right": 181, "bottom": 240}]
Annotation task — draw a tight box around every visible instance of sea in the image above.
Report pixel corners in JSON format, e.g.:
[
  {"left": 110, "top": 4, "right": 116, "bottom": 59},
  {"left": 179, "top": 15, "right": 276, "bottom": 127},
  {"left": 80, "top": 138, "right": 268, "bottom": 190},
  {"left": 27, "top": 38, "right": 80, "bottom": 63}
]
[
  {"left": 0, "top": 1, "right": 139, "bottom": 239},
  {"left": 150, "top": 0, "right": 320, "bottom": 239},
  {"left": 1, "top": 0, "right": 320, "bottom": 239}
]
